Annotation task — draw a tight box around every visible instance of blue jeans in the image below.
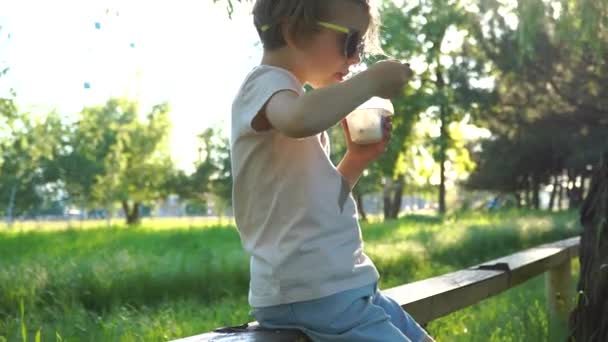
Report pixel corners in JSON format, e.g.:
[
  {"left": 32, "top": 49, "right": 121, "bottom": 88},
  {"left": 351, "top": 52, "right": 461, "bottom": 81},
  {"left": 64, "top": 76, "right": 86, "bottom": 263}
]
[{"left": 252, "top": 283, "right": 433, "bottom": 342}]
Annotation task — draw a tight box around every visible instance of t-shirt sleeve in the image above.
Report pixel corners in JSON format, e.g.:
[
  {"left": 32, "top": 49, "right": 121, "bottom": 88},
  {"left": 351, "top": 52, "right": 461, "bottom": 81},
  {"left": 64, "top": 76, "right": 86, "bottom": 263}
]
[{"left": 232, "top": 67, "right": 303, "bottom": 135}]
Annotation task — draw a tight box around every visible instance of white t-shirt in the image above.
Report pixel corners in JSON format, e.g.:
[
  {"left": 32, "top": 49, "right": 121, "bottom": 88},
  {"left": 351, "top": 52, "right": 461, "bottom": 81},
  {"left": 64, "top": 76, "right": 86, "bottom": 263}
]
[{"left": 230, "top": 65, "right": 379, "bottom": 308}]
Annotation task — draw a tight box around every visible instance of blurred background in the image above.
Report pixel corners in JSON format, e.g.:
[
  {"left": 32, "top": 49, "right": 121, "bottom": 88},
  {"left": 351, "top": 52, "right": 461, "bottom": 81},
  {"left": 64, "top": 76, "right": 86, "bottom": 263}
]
[{"left": 1, "top": 0, "right": 606, "bottom": 227}]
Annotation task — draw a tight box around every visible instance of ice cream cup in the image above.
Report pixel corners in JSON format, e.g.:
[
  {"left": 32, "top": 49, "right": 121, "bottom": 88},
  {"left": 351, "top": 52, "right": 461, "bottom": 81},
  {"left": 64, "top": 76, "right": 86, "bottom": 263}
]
[{"left": 346, "top": 97, "right": 394, "bottom": 144}]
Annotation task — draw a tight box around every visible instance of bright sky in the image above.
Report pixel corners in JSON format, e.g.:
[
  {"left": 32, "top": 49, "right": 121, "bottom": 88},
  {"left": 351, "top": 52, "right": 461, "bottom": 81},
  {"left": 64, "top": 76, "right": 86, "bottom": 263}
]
[
  {"left": 0, "top": 0, "right": 261, "bottom": 172},
  {"left": 0, "top": 0, "right": 504, "bottom": 174}
]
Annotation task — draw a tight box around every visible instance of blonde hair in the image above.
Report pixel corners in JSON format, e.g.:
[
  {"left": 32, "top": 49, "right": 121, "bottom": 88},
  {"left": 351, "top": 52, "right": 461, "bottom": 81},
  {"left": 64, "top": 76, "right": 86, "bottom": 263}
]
[{"left": 253, "top": 0, "right": 383, "bottom": 56}]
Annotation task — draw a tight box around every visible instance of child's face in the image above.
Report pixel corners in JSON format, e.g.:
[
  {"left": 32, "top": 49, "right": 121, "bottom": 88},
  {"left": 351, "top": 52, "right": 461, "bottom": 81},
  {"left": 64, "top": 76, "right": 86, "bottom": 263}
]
[{"left": 295, "top": 1, "right": 370, "bottom": 88}]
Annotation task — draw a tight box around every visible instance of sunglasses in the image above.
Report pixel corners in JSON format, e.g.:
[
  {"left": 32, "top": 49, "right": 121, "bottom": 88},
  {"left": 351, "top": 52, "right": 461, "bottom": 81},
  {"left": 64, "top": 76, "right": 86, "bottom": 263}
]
[
  {"left": 317, "top": 21, "right": 364, "bottom": 60},
  {"left": 260, "top": 21, "right": 365, "bottom": 59}
]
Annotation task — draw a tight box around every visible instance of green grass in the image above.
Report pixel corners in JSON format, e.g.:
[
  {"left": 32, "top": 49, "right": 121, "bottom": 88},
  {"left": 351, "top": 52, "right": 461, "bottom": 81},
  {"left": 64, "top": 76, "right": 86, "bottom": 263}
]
[
  {"left": 0, "top": 216, "right": 234, "bottom": 231},
  {"left": 0, "top": 210, "right": 581, "bottom": 341}
]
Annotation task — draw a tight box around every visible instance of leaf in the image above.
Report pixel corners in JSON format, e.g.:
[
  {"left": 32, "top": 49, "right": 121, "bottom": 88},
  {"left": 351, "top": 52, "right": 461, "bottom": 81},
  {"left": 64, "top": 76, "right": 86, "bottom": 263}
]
[{"left": 35, "top": 330, "right": 41, "bottom": 342}]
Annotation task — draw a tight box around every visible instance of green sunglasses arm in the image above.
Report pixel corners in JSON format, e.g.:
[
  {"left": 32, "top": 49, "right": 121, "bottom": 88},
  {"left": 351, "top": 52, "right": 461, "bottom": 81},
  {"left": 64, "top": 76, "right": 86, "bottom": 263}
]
[
  {"left": 261, "top": 21, "right": 350, "bottom": 34},
  {"left": 317, "top": 21, "right": 350, "bottom": 34}
]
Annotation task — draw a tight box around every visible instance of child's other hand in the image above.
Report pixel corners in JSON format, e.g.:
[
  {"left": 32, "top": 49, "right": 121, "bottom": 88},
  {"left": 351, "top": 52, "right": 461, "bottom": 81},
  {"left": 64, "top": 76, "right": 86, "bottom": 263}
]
[
  {"left": 366, "top": 60, "right": 413, "bottom": 99},
  {"left": 341, "top": 116, "right": 392, "bottom": 165}
]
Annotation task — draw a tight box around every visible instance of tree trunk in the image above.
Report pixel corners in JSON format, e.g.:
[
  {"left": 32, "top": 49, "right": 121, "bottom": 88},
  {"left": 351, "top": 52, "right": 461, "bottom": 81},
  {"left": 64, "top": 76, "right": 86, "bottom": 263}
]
[
  {"left": 436, "top": 61, "right": 448, "bottom": 215},
  {"left": 583, "top": 174, "right": 592, "bottom": 201},
  {"left": 383, "top": 178, "right": 393, "bottom": 220},
  {"left": 438, "top": 133, "right": 447, "bottom": 215},
  {"left": 355, "top": 192, "right": 367, "bottom": 222},
  {"left": 130, "top": 202, "right": 141, "bottom": 225},
  {"left": 549, "top": 176, "right": 559, "bottom": 211},
  {"left": 122, "top": 201, "right": 141, "bottom": 225},
  {"left": 6, "top": 183, "right": 17, "bottom": 228},
  {"left": 525, "top": 176, "right": 532, "bottom": 208},
  {"left": 567, "top": 170, "right": 585, "bottom": 209},
  {"left": 514, "top": 192, "right": 522, "bottom": 208},
  {"left": 572, "top": 176, "right": 585, "bottom": 209},
  {"left": 390, "top": 175, "right": 404, "bottom": 219},
  {"left": 558, "top": 176, "right": 565, "bottom": 210},
  {"left": 569, "top": 152, "right": 608, "bottom": 341},
  {"left": 532, "top": 174, "right": 541, "bottom": 210}
]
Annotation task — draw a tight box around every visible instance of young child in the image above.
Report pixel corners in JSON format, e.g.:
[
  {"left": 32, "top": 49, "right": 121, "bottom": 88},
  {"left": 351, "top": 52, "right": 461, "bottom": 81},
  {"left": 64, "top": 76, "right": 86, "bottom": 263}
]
[{"left": 230, "top": 0, "right": 434, "bottom": 341}]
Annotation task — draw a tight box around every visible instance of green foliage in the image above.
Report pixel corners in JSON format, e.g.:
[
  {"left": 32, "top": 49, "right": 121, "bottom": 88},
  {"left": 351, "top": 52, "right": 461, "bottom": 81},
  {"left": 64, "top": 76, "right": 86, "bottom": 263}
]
[
  {"left": 0, "top": 210, "right": 580, "bottom": 341},
  {"left": 379, "top": 0, "right": 497, "bottom": 213},
  {"left": 170, "top": 126, "right": 232, "bottom": 215},
  {"left": 395, "top": 115, "right": 478, "bottom": 192},
  {"left": 199, "top": 127, "right": 232, "bottom": 211},
  {"left": 52, "top": 98, "right": 174, "bottom": 224},
  {"left": 514, "top": 0, "right": 608, "bottom": 60},
  {"left": 92, "top": 100, "right": 173, "bottom": 223},
  {"left": 0, "top": 99, "right": 65, "bottom": 221},
  {"left": 213, "top": 0, "right": 247, "bottom": 18},
  {"left": 465, "top": 0, "right": 608, "bottom": 205}
]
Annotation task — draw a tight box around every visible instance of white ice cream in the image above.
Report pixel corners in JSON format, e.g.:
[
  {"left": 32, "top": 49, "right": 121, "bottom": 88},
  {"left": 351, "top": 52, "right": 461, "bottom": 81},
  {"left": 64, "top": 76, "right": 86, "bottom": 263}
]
[{"left": 346, "top": 97, "right": 394, "bottom": 145}]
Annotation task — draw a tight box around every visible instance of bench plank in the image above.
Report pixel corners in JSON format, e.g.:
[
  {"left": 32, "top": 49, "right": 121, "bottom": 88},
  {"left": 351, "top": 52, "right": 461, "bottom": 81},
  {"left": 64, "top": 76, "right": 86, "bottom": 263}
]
[
  {"left": 172, "top": 329, "right": 306, "bottom": 342},
  {"left": 171, "top": 322, "right": 308, "bottom": 342},
  {"left": 172, "top": 236, "right": 580, "bottom": 341},
  {"left": 387, "top": 236, "right": 580, "bottom": 323}
]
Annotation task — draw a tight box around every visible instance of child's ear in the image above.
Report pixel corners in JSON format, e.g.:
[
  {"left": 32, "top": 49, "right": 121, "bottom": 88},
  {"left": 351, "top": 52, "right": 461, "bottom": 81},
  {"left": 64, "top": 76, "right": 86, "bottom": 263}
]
[
  {"left": 280, "top": 19, "right": 297, "bottom": 48},
  {"left": 281, "top": 19, "right": 313, "bottom": 50}
]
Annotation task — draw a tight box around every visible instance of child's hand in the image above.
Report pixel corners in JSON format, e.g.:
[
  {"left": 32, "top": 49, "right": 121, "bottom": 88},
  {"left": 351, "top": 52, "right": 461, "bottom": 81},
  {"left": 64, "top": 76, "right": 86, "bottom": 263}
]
[
  {"left": 341, "top": 116, "right": 392, "bottom": 165},
  {"left": 366, "top": 61, "right": 413, "bottom": 99}
]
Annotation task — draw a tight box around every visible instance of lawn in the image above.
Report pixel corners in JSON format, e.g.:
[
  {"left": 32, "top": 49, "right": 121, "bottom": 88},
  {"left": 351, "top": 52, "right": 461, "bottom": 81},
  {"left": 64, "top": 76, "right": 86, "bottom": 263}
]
[{"left": 0, "top": 210, "right": 581, "bottom": 341}]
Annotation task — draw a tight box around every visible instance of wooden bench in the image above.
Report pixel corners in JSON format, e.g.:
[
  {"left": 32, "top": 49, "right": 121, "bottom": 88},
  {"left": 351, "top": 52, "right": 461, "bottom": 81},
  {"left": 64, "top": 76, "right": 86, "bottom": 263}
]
[{"left": 172, "top": 236, "right": 580, "bottom": 341}]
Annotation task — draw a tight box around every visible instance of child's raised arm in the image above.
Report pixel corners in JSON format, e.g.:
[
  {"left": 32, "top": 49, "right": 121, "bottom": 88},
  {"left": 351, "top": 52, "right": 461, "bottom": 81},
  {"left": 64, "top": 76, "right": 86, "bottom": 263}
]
[{"left": 264, "top": 60, "right": 412, "bottom": 138}]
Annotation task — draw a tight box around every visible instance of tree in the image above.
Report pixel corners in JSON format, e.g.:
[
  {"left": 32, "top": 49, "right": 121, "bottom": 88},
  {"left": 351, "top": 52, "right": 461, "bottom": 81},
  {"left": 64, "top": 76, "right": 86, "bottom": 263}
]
[
  {"left": 93, "top": 100, "right": 173, "bottom": 225},
  {"left": 458, "top": 4, "right": 608, "bottom": 338},
  {"left": 380, "top": 0, "right": 494, "bottom": 217},
  {"left": 1, "top": 29, "right": 67, "bottom": 224},
  {"left": 570, "top": 151, "right": 608, "bottom": 341},
  {"left": 464, "top": 0, "right": 608, "bottom": 210},
  {"left": 54, "top": 98, "right": 173, "bottom": 225},
  {"left": 168, "top": 127, "right": 232, "bottom": 218},
  {"left": 374, "top": 1, "right": 430, "bottom": 219},
  {"left": 0, "top": 99, "right": 64, "bottom": 225},
  {"left": 195, "top": 127, "right": 232, "bottom": 217},
  {"left": 0, "top": 96, "right": 19, "bottom": 224},
  {"left": 53, "top": 99, "right": 127, "bottom": 217}
]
